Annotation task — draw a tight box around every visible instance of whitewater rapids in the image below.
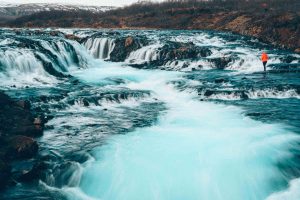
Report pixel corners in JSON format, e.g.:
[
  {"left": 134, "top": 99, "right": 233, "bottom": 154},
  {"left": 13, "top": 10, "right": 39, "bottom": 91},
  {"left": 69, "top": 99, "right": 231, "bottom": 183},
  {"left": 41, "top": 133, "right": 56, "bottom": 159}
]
[
  {"left": 58, "top": 64, "right": 299, "bottom": 200},
  {"left": 1, "top": 29, "right": 300, "bottom": 200}
]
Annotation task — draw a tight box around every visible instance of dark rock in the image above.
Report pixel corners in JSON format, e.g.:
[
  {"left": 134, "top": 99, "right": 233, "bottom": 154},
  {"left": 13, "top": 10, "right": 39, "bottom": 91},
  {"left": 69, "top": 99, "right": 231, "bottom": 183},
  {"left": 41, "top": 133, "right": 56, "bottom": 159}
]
[
  {"left": 15, "top": 100, "right": 31, "bottom": 110},
  {"left": 204, "top": 90, "right": 214, "bottom": 97},
  {"left": 49, "top": 31, "right": 61, "bottom": 37},
  {"left": 240, "top": 91, "right": 249, "bottom": 100},
  {"left": 39, "top": 95, "right": 48, "bottom": 102},
  {"left": 158, "top": 42, "right": 211, "bottom": 62},
  {"left": 0, "top": 92, "right": 12, "bottom": 106},
  {"left": 125, "top": 36, "right": 134, "bottom": 47},
  {"left": 33, "top": 117, "right": 42, "bottom": 126},
  {"left": 215, "top": 78, "right": 226, "bottom": 83},
  {"left": 16, "top": 161, "right": 46, "bottom": 182},
  {"left": 109, "top": 36, "right": 148, "bottom": 62},
  {"left": 82, "top": 98, "right": 90, "bottom": 107},
  {"left": 65, "top": 34, "right": 81, "bottom": 42},
  {"left": 6, "top": 136, "right": 38, "bottom": 159},
  {"left": 209, "top": 57, "right": 233, "bottom": 69},
  {"left": 0, "top": 159, "right": 11, "bottom": 189}
]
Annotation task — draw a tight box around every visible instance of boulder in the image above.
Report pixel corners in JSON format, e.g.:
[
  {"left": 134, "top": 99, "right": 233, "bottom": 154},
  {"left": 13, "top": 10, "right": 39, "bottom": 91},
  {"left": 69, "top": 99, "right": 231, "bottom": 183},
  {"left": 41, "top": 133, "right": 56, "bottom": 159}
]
[
  {"left": 125, "top": 36, "right": 134, "bottom": 47},
  {"left": 109, "top": 36, "right": 148, "bottom": 62},
  {"left": 209, "top": 57, "right": 233, "bottom": 69},
  {"left": 143, "top": 41, "right": 212, "bottom": 68},
  {"left": 0, "top": 92, "right": 44, "bottom": 137},
  {"left": 6, "top": 136, "right": 38, "bottom": 159},
  {"left": 65, "top": 34, "right": 81, "bottom": 42},
  {"left": 15, "top": 100, "right": 31, "bottom": 110},
  {"left": 11, "top": 160, "right": 46, "bottom": 182}
]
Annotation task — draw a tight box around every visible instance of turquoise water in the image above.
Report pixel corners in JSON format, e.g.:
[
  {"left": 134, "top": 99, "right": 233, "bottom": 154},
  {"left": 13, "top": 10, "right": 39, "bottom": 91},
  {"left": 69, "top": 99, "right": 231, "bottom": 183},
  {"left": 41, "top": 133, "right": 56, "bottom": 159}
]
[{"left": 1, "top": 29, "right": 300, "bottom": 200}]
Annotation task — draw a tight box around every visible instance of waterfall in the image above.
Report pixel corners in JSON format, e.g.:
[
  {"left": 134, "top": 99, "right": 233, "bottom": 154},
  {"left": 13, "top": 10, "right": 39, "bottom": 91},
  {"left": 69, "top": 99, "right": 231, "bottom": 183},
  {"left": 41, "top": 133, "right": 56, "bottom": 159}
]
[
  {"left": 0, "top": 49, "right": 58, "bottom": 86},
  {"left": 126, "top": 44, "right": 160, "bottom": 64},
  {"left": 0, "top": 37, "right": 89, "bottom": 86},
  {"left": 84, "top": 38, "right": 115, "bottom": 59}
]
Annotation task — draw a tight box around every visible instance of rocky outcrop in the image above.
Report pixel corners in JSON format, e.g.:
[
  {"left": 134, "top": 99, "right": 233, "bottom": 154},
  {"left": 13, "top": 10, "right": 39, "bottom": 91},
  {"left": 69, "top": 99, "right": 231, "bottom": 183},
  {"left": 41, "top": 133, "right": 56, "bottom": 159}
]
[
  {"left": 129, "top": 41, "right": 212, "bottom": 69},
  {"left": 109, "top": 36, "right": 148, "bottom": 62},
  {"left": 0, "top": 92, "right": 44, "bottom": 189},
  {"left": 64, "top": 34, "right": 81, "bottom": 42},
  {"left": 6, "top": 136, "right": 38, "bottom": 159},
  {"left": 158, "top": 41, "right": 211, "bottom": 61}
]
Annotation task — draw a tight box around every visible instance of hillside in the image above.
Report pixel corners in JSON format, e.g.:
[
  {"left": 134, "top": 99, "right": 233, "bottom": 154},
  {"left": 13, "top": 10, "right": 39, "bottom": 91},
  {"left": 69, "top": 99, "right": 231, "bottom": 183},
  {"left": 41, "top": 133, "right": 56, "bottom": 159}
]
[
  {"left": 0, "top": 3, "right": 114, "bottom": 23},
  {"left": 1, "top": 0, "right": 300, "bottom": 52}
]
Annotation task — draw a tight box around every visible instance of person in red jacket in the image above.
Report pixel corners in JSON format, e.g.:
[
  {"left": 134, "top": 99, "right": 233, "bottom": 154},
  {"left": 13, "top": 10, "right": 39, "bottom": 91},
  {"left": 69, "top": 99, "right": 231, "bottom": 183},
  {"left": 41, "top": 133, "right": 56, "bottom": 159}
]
[{"left": 261, "top": 52, "right": 268, "bottom": 72}]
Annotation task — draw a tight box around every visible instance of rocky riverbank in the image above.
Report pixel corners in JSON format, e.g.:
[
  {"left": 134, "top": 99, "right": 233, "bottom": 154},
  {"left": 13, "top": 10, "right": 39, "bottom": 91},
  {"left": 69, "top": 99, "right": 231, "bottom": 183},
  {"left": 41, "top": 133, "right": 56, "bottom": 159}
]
[{"left": 0, "top": 92, "right": 45, "bottom": 189}]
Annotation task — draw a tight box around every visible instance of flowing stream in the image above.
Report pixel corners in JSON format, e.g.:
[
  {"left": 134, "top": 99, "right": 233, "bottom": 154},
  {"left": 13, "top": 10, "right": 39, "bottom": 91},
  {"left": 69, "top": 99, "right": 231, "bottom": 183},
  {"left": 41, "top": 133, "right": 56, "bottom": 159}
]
[{"left": 1, "top": 29, "right": 300, "bottom": 200}]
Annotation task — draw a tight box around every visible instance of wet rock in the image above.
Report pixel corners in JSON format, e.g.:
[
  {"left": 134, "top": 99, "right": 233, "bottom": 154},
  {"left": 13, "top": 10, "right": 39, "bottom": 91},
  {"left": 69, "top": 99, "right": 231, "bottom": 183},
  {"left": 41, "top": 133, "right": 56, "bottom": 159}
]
[
  {"left": 6, "top": 136, "right": 38, "bottom": 159},
  {"left": 204, "top": 90, "right": 214, "bottom": 97},
  {"left": 13, "top": 161, "right": 47, "bottom": 182},
  {"left": 65, "top": 34, "right": 81, "bottom": 42},
  {"left": 159, "top": 42, "right": 211, "bottom": 61},
  {"left": 209, "top": 57, "right": 232, "bottom": 69},
  {"left": 0, "top": 92, "right": 12, "bottom": 106},
  {"left": 125, "top": 36, "right": 134, "bottom": 47},
  {"left": 33, "top": 117, "right": 42, "bottom": 126},
  {"left": 0, "top": 159, "right": 11, "bottom": 189},
  {"left": 82, "top": 98, "right": 90, "bottom": 107},
  {"left": 49, "top": 31, "right": 61, "bottom": 37},
  {"left": 0, "top": 93, "right": 43, "bottom": 137},
  {"left": 109, "top": 36, "right": 148, "bottom": 62},
  {"left": 240, "top": 92, "right": 249, "bottom": 100},
  {"left": 15, "top": 100, "right": 31, "bottom": 110}
]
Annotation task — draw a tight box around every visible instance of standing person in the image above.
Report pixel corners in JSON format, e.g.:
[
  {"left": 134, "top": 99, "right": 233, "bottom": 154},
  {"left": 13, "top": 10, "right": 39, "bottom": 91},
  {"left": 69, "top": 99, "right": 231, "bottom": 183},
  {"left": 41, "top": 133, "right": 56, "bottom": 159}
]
[{"left": 261, "top": 52, "right": 268, "bottom": 72}]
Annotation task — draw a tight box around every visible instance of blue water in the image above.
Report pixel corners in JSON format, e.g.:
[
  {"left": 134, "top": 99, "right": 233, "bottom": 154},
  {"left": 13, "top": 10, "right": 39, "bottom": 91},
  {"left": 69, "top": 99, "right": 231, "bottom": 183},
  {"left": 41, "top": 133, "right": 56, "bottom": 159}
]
[
  {"left": 65, "top": 65, "right": 298, "bottom": 200},
  {"left": 1, "top": 29, "right": 300, "bottom": 200}
]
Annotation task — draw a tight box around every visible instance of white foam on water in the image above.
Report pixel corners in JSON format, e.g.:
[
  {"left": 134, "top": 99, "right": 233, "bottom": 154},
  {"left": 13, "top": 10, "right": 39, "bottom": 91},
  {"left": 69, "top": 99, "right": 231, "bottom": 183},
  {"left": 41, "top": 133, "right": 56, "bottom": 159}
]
[
  {"left": 61, "top": 63, "right": 299, "bottom": 200},
  {"left": 266, "top": 178, "right": 300, "bottom": 200},
  {"left": 84, "top": 38, "right": 115, "bottom": 59},
  {"left": 0, "top": 49, "right": 59, "bottom": 87},
  {"left": 201, "top": 89, "right": 300, "bottom": 101},
  {"left": 126, "top": 44, "right": 162, "bottom": 64}
]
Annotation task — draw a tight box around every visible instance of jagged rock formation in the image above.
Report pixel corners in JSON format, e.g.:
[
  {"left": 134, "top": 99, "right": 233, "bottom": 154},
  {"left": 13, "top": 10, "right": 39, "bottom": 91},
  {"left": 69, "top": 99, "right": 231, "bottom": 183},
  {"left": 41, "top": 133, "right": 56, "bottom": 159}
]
[{"left": 0, "top": 92, "right": 44, "bottom": 189}]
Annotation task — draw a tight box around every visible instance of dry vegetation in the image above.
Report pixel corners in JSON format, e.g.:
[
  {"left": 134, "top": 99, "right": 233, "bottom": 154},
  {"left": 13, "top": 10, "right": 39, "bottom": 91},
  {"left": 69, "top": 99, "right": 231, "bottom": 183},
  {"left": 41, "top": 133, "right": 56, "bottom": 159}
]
[{"left": 1, "top": 0, "right": 300, "bottom": 51}]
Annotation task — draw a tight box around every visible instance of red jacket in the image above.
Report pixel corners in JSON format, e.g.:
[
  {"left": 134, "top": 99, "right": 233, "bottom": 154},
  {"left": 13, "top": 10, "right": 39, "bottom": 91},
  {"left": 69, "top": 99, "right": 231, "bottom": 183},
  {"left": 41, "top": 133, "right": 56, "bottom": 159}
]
[{"left": 261, "top": 53, "right": 268, "bottom": 62}]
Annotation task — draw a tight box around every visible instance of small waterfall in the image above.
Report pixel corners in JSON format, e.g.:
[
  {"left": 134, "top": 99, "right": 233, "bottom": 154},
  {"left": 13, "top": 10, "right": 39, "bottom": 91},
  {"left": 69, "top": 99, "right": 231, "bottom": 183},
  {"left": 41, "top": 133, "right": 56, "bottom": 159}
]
[
  {"left": 84, "top": 38, "right": 115, "bottom": 59},
  {"left": 0, "top": 49, "right": 57, "bottom": 86},
  {"left": 0, "top": 36, "right": 89, "bottom": 87},
  {"left": 39, "top": 40, "right": 80, "bottom": 72},
  {"left": 126, "top": 44, "right": 160, "bottom": 64},
  {"left": 0, "top": 49, "right": 43, "bottom": 74}
]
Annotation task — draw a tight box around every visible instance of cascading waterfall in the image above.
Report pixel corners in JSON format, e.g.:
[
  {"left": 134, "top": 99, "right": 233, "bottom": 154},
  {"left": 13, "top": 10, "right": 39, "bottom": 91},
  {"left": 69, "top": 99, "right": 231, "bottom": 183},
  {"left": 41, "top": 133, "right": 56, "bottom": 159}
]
[
  {"left": 1, "top": 29, "right": 300, "bottom": 200},
  {"left": 0, "top": 48, "right": 57, "bottom": 86},
  {"left": 0, "top": 35, "right": 89, "bottom": 86},
  {"left": 84, "top": 38, "right": 115, "bottom": 59},
  {"left": 126, "top": 44, "right": 161, "bottom": 64}
]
